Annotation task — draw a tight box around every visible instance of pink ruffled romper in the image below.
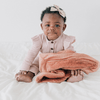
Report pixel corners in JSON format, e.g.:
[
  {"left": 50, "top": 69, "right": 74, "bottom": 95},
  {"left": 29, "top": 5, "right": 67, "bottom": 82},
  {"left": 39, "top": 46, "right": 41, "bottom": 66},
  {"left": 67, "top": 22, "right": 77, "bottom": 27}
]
[{"left": 20, "top": 33, "right": 75, "bottom": 75}]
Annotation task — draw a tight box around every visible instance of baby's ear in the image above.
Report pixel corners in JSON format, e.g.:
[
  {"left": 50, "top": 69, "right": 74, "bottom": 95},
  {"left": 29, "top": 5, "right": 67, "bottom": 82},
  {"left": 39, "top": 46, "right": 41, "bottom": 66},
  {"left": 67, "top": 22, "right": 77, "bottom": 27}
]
[
  {"left": 40, "top": 23, "right": 43, "bottom": 30},
  {"left": 63, "top": 24, "right": 67, "bottom": 31}
]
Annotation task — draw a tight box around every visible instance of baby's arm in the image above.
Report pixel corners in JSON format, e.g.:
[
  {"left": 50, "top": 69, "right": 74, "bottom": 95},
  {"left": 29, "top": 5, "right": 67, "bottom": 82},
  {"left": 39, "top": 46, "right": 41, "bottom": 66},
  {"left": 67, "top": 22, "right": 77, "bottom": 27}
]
[
  {"left": 20, "top": 35, "right": 42, "bottom": 75},
  {"left": 20, "top": 44, "right": 40, "bottom": 72},
  {"left": 15, "top": 35, "right": 42, "bottom": 82}
]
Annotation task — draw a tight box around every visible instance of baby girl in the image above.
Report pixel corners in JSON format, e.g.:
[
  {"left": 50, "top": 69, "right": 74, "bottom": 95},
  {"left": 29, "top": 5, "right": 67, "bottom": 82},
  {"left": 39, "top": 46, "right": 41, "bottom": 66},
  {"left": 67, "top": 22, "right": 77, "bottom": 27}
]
[{"left": 15, "top": 5, "right": 84, "bottom": 83}]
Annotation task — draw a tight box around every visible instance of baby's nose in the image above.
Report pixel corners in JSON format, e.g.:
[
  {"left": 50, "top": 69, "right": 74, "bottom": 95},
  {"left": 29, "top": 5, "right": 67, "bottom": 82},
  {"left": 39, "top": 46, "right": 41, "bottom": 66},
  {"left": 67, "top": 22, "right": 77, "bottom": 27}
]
[{"left": 50, "top": 26, "right": 55, "bottom": 30}]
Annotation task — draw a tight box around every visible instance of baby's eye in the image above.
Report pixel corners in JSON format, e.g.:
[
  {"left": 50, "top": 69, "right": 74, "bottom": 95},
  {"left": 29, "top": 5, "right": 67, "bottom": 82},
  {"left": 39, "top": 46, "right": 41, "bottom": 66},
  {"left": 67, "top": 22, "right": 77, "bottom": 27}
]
[
  {"left": 55, "top": 24, "right": 60, "bottom": 27},
  {"left": 45, "top": 24, "right": 50, "bottom": 27}
]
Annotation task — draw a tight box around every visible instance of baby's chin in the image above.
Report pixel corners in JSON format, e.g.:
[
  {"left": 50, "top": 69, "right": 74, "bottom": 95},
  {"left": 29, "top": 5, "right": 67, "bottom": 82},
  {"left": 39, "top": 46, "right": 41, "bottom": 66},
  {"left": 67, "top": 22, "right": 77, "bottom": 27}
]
[
  {"left": 47, "top": 36, "right": 58, "bottom": 41},
  {"left": 47, "top": 34, "right": 59, "bottom": 40}
]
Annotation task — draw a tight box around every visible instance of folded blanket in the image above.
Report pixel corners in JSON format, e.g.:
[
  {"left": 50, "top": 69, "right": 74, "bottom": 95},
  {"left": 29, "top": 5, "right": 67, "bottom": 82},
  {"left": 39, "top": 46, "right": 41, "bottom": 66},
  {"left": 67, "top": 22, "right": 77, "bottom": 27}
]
[{"left": 36, "top": 50, "right": 99, "bottom": 83}]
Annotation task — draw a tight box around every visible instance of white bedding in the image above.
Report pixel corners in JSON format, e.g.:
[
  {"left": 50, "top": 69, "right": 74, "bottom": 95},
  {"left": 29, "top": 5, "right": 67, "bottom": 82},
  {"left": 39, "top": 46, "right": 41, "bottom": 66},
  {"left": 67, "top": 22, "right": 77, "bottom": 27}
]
[{"left": 0, "top": 42, "right": 100, "bottom": 100}]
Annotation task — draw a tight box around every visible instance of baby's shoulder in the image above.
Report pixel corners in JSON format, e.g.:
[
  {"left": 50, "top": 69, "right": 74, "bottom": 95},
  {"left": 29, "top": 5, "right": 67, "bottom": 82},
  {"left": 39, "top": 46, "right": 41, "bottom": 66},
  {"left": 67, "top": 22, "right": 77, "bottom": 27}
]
[
  {"left": 63, "top": 34, "right": 76, "bottom": 43},
  {"left": 31, "top": 33, "right": 44, "bottom": 44},
  {"left": 31, "top": 33, "right": 45, "bottom": 41}
]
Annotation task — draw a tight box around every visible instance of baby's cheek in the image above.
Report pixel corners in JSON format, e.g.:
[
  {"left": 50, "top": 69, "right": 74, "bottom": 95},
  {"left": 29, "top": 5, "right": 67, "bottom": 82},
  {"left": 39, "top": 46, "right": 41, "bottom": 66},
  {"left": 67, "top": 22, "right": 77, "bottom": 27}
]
[{"left": 61, "top": 28, "right": 64, "bottom": 32}]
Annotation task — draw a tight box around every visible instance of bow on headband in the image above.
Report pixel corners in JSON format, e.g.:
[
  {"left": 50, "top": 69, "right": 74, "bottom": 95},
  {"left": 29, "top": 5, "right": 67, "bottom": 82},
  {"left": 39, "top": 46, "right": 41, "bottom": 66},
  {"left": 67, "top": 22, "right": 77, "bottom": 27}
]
[{"left": 50, "top": 5, "right": 66, "bottom": 18}]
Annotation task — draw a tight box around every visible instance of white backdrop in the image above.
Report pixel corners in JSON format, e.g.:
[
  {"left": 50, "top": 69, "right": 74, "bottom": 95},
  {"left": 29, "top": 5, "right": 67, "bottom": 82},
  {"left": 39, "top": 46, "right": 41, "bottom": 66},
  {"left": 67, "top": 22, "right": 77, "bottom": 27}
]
[{"left": 0, "top": 0, "right": 100, "bottom": 43}]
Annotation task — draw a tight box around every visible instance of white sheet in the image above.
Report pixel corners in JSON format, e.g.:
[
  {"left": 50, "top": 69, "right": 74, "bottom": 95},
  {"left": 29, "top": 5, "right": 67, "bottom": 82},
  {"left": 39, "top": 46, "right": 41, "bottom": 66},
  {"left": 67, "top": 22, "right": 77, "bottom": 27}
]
[{"left": 0, "top": 42, "right": 100, "bottom": 100}]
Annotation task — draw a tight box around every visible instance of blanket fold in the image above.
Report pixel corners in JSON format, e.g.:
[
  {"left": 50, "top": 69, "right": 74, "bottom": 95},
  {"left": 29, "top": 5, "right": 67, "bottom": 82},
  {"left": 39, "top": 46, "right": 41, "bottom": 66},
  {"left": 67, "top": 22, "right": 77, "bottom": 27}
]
[{"left": 36, "top": 50, "right": 99, "bottom": 83}]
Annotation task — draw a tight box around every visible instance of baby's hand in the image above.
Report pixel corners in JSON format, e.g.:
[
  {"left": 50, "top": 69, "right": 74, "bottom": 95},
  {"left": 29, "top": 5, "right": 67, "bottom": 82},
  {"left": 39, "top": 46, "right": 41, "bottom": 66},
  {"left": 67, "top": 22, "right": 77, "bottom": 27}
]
[
  {"left": 71, "top": 69, "right": 83, "bottom": 76},
  {"left": 67, "top": 69, "right": 84, "bottom": 83},
  {"left": 15, "top": 70, "right": 35, "bottom": 82},
  {"left": 20, "top": 70, "right": 28, "bottom": 75}
]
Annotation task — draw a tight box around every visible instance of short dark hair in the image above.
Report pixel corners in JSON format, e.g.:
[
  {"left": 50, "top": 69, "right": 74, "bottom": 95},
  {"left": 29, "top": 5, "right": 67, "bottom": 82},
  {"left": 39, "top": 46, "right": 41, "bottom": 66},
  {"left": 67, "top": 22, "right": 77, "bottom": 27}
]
[{"left": 40, "top": 6, "right": 66, "bottom": 23}]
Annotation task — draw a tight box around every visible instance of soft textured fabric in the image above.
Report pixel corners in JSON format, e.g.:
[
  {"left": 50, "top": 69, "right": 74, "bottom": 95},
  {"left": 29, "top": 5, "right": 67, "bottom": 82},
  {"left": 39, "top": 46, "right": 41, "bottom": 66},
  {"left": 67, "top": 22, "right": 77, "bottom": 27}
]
[
  {"left": 20, "top": 33, "right": 75, "bottom": 75},
  {"left": 1, "top": 42, "right": 100, "bottom": 100},
  {"left": 36, "top": 50, "right": 99, "bottom": 83}
]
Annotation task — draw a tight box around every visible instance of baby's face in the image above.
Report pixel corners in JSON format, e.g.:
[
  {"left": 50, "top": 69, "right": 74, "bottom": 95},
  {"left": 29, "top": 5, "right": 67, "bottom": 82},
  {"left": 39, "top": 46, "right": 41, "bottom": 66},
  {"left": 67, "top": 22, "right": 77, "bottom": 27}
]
[{"left": 41, "top": 13, "right": 66, "bottom": 41}]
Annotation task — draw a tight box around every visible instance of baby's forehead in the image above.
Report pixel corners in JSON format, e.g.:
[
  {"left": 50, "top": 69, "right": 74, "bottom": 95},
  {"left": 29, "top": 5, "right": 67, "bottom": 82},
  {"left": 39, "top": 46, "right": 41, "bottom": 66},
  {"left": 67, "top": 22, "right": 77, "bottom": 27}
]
[
  {"left": 42, "top": 13, "right": 64, "bottom": 23},
  {"left": 44, "top": 13, "right": 61, "bottom": 18}
]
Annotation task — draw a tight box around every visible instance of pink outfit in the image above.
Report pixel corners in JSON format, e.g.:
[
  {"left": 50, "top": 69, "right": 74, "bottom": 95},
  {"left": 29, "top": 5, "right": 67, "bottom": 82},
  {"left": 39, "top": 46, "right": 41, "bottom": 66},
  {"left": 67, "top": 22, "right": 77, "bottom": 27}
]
[{"left": 20, "top": 33, "right": 75, "bottom": 75}]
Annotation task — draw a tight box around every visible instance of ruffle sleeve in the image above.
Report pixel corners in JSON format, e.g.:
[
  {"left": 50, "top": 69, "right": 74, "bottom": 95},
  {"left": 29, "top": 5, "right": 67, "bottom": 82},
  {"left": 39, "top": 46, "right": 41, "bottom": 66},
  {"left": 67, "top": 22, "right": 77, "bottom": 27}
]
[{"left": 64, "top": 35, "right": 76, "bottom": 51}]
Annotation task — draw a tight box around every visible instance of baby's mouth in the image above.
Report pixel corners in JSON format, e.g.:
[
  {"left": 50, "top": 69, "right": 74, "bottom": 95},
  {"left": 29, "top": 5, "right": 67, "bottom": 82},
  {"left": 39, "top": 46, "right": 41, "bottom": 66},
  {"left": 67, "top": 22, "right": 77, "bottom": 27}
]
[{"left": 48, "top": 32, "right": 57, "bottom": 34}]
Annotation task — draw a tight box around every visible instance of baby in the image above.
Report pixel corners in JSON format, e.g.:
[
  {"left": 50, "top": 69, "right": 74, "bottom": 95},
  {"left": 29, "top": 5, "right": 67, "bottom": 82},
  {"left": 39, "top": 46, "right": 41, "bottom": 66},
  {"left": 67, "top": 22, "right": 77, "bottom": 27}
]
[{"left": 15, "top": 5, "right": 84, "bottom": 83}]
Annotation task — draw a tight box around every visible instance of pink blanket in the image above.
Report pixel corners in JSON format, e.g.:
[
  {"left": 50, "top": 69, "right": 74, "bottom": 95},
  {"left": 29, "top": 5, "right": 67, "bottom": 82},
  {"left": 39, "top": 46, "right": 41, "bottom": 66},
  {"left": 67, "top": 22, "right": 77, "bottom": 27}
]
[{"left": 36, "top": 50, "right": 99, "bottom": 83}]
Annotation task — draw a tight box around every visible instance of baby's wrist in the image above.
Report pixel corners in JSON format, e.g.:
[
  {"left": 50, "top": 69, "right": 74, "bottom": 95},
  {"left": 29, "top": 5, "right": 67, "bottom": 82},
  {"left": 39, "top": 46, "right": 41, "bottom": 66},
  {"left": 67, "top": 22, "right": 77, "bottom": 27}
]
[{"left": 28, "top": 71, "right": 35, "bottom": 76}]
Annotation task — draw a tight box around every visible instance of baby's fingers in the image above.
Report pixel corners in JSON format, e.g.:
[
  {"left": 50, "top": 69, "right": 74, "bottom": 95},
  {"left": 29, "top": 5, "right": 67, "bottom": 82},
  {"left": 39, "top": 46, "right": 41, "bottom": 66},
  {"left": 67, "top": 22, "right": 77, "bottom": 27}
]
[
  {"left": 71, "top": 70, "right": 82, "bottom": 76},
  {"left": 80, "top": 70, "right": 84, "bottom": 76},
  {"left": 74, "top": 69, "right": 81, "bottom": 76},
  {"left": 78, "top": 69, "right": 81, "bottom": 75},
  {"left": 20, "top": 70, "right": 27, "bottom": 74},
  {"left": 78, "top": 69, "right": 84, "bottom": 76},
  {"left": 71, "top": 70, "right": 74, "bottom": 75},
  {"left": 75, "top": 70, "right": 78, "bottom": 76}
]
